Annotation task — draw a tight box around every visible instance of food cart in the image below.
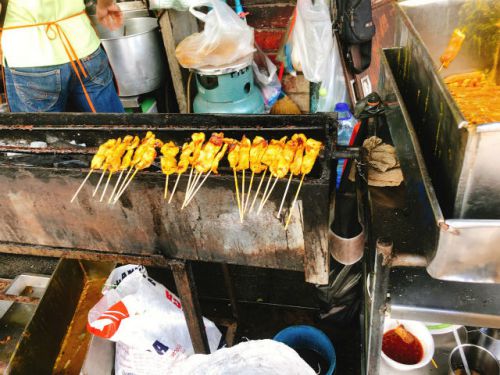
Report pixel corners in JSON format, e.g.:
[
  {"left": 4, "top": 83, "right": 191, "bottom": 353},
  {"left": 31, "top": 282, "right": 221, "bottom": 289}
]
[{"left": 0, "top": 0, "right": 499, "bottom": 373}]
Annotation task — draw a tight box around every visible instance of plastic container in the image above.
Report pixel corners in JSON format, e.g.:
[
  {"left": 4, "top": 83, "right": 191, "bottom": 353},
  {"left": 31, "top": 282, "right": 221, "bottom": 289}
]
[
  {"left": 273, "top": 325, "right": 336, "bottom": 375},
  {"left": 334, "top": 103, "right": 357, "bottom": 188},
  {"left": 382, "top": 319, "right": 435, "bottom": 371}
]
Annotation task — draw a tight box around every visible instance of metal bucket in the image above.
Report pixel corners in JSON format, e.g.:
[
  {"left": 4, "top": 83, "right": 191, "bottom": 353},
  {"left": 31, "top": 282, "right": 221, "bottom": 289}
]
[{"left": 100, "top": 17, "right": 166, "bottom": 96}]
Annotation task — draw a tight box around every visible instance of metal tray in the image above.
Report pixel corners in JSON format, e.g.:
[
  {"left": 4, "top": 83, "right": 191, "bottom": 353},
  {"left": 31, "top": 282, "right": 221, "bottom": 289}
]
[
  {"left": 5, "top": 259, "right": 114, "bottom": 374},
  {"left": 378, "top": 49, "right": 500, "bottom": 283},
  {"left": 393, "top": 0, "right": 500, "bottom": 220}
]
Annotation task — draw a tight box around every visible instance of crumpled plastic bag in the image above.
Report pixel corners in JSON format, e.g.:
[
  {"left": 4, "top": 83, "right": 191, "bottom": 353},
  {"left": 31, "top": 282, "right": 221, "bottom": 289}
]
[
  {"left": 291, "top": 0, "right": 333, "bottom": 83},
  {"left": 253, "top": 47, "right": 282, "bottom": 111},
  {"left": 169, "top": 339, "right": 317, "bottom": 375},
  {"left": 175, "top": 0, "right": 255, "bottom": 69},
  {"left": 87, "top": 265, "right": 222, "bottom": 375}
]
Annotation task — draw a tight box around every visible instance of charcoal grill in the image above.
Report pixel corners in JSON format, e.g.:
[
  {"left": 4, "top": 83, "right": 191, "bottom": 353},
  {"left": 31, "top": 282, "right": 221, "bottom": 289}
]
[{"left": 0, "top": 113, "right": 336, "bottom": 285}]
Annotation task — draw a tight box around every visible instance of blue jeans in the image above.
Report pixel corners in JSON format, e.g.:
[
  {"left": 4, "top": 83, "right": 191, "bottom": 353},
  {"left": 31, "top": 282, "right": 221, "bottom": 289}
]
[{"left": 4, "top": 47, "right": 124, "bottom": 113}]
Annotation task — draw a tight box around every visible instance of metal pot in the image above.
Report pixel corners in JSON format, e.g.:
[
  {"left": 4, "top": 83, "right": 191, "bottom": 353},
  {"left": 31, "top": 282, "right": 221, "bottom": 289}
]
[
  {"left": 476, "top": 328, "right": 500, "bottom": 361},
  {"left": 100, "top": 17, "right": 166, "bottom": 97}
]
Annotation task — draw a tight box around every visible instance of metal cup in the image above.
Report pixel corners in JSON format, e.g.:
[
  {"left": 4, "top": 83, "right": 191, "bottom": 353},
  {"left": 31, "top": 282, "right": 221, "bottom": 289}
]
[
  {"left": 448, "top": 344, "right": 500, "bottom": 375},
  {"left": 476, "top": 328, "right": 500, "bottom": 361}
]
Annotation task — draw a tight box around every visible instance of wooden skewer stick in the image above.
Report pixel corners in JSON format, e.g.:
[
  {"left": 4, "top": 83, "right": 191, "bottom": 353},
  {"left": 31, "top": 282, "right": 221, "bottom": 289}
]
[
  {"left": 184, "top": 171, "right": 201, "bottom": 206},
  {"left": 113, "top": 168, "right": 138, "bottom": 204},
  {"left": 277, "top": 172, "right": 293, "bottom": 218},
  {"left": 168, "top": 173, "right": 182, "bottom": 204},
  {"left": 184, "top": 171, "right": 211, "bottom": 207},
  {"left": 258, "top": 176, "right": 279, "bottom": 214},
  {"left": 257, "top": 172, "right": 273, "bottom": 213},
  {"left": 93, "top": 169, "right": 107, "bottom": 197},
  {"left": 114, "top": 166, "right": 133, "bottom": 199},
  {"left": 241, "top": 170, "right": 245, "bottom": 219},
  {"left": 185, "top": 166, "right": 194, "bottom": 198},
  {"left": 108, "top": 169, "right": 124, "bottom": 204},
  {"left": 249, "top": 169, "right": 266, "bottom": 213},
  {"left": 285, "top": 174, "right": 305, "bottom": 230},
  {"left": 437, "top": 63, "right": 444, "bottom": 72},
  {"left": 70, "top": 169, "right": 94, "bottom": 203},
  {"left": 234, "top": 168, "right": 243, "bottom": 222},
  {"left": 100, "top": 172, "right": 113, "bottom": 202},
  {"left": 244, "top": 171, "right": 255, "bottom": 214},
  {"left": 164, "top": 174, "right": 169, "bottom": 200}
]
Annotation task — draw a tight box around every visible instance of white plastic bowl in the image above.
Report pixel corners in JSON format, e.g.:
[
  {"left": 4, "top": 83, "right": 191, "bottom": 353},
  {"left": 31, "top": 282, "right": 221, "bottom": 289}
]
[{"left": 381, "top": 318, "right": 435, "bottom": 371}]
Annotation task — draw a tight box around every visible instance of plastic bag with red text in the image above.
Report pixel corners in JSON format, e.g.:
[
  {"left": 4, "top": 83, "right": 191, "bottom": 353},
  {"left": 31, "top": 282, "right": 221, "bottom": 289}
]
[{"left": 87, "top": 265, "right": 222, "bottom": 375}]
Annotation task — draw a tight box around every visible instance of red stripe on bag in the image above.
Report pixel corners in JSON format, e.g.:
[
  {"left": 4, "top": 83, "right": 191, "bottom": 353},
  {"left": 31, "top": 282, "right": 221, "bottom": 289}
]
[{"left": 87, "top": 300, "right": 130, "bottom": 338}]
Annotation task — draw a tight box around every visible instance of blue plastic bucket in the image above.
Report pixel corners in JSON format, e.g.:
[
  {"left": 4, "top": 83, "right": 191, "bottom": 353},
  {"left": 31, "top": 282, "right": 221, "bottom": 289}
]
[{"left": 273, "top": 325, "right": 336, "bottom": 375}]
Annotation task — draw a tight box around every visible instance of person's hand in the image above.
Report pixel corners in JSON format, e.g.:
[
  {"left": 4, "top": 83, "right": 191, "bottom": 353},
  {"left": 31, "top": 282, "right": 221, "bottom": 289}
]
[{"left": 96, "top": 2, "right": 123, "bottom": 31}]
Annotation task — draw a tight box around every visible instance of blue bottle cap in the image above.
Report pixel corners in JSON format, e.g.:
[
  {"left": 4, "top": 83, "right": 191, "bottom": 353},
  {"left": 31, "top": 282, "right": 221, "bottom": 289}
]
[{"left": 334, "top": 102, "right": 350, "bottom": 112}]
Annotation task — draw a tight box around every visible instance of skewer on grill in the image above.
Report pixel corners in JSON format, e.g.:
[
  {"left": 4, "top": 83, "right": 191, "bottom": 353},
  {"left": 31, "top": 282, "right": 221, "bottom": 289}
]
[
  {"left": 160, "top": 141, "right": 180, "bottom": 201},
  {"left": 183, "top": 133, "right": 224, "bottom": 208},
  {"left": 277, "top": 134, "right": 307, "bottom": 218},
  {"left": 113, "top": 132, "right": 155, "bottom": 200},
  {"left": 113, "top": 132, "right": 162, "bottom": 203},
  {"left": 182, "top": 133, "right": 206, "bottom": 207},
  {"left": 284, "top": 138, "right": 322, "bottom": 229},
  {"left": 284, "top": 174, "right": 305, "bottom": 230},
  {"left": 71, "top": 138, "right": 117, "bottom": 203},
  {"left": 257, "top": 136, "right": 288, "bottom": 213},
  {"left": 226, "top": 138, "right": 243, "bottom": 220},
  {"left": 235, "top": 136, "right": 251, "bottom": 219},
  {"left": 246, "top": 136, "right": 268, "bottom": 214},
  {"left": 249, "top": 168, "right": 267, "bottom": 213}
]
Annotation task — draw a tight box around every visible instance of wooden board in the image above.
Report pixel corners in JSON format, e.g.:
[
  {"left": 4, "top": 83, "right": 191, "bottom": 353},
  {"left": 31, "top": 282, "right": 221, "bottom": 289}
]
[{"left": 159, "top": 10, "right": 198, "bottom": 113}]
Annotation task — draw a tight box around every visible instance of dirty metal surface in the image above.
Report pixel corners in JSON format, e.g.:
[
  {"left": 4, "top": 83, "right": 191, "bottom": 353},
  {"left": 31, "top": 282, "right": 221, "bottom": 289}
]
[
  {"left": 6, "top": 259, "right": 114, "bottom": 374},
  {"left": 0, "top": 113, "right": 335, "bottom": 284}
]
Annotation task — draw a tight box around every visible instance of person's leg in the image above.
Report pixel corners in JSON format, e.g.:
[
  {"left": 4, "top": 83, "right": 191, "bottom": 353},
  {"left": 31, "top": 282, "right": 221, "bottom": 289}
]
[
  {"left": 70, "top": 47, "right": 124, "bottom": 113},
  {"left": 4, "top": 63, "right": 70, "bottom": 112}
]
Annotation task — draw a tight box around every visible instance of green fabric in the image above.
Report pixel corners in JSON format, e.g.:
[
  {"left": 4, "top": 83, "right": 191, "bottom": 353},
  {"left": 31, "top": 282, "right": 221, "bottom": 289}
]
[{"left": 2, "top": 0, "right": 100, "bottom": 68}]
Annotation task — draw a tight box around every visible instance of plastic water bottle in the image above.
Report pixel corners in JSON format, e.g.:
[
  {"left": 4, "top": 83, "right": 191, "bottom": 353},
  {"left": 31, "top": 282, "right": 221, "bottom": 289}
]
[{"left": 334, "top": 103, "right": 357, "bottom": 188}]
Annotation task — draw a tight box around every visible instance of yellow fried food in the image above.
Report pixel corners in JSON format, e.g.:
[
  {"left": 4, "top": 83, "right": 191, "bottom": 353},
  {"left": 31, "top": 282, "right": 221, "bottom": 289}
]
[
  {"left": 301, "top": 138, "right": 322, "bottom": 175},
  {"left": 249, "top": 136, "right": 268, "bottom": 174},
  {"left": 274, "top": 139, "right": 297, "bottom": 178},
  {"left": 190, "top": 132, "right": 206, "bottom": 164},
  {"left": 91, "top": 139, "right": 117, "bottom": 169},
  {"left": 290, "top": 134, "right": 307, "bottom": 175},
  {"left": 236, "top": 136, "right": 251, "bottom": 172},
  {"left": 195, "top": 132, "right": 224, "bottom": 173},
  {"left": 121, "top": 136, "right": 140, "bottom": 170},
  {"left": 226, "top": 138, "right": 241, "bottom": 169},
  {"left": 160, "top": 141, "right": 179, "bottom": 175},
  {"left": 211, "top": 143, "right": 228, "bottom": 174},
  {"left": 177, "top": 142, "right": 194, "bottom": 174},
  {"left": 265, "top": 137, "right": 287, "bottom": 177},
  {"left": 102, "top": 137, "right": 122, "bottom": 171}
]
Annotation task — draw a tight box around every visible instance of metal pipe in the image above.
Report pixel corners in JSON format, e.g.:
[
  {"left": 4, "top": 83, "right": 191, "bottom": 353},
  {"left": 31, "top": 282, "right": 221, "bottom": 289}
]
[
  {"left": 391, "top": 253, "right": 428, "bottom": 267},
  {"left": 366, "top": 237, "right": 393, "bottom": 375},
  {"left": 332, "top": 146, "right": 361, "bottom": 159}
]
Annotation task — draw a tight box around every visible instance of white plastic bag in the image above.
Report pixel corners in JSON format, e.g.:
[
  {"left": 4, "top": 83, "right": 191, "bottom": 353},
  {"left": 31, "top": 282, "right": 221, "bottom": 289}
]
[
  {"left": 252, "top": 47, "right": 282, "bottom": 111},
  {"left": 291, "top": 0, "right": 333, "bottom": 83},
  {"left": 169, "top": 339, "right": 317, "bottom": 375},
  {"left": 87, "top": 265, "right": 222, "bottom": 375},
  {"left": 175, "top": 0, "right": 255, "bottom": 69},
  {"left": 317, "top": 36, "right": 349, "bottom": 112}
]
